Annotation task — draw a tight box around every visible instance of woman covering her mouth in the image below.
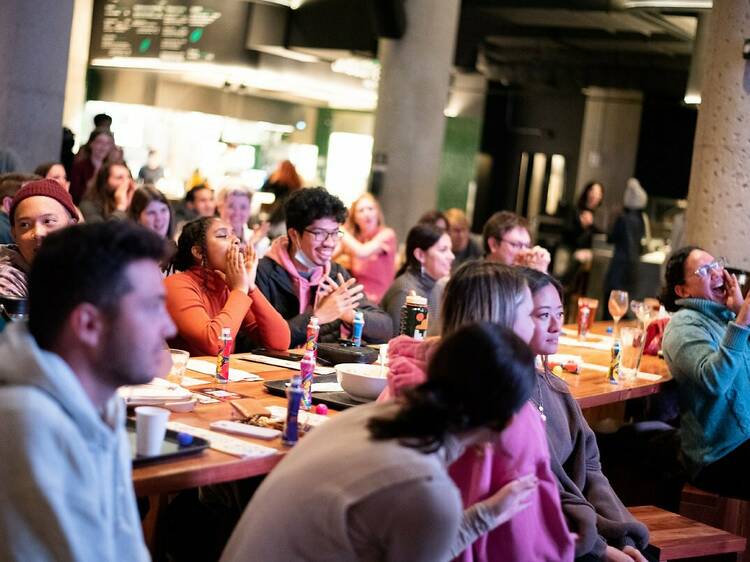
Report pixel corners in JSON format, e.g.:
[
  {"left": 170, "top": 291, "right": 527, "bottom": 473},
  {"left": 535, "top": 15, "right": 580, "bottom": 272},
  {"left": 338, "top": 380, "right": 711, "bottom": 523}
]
[{"left": 661, "top": 246, "right": 750, "bottom": 500}]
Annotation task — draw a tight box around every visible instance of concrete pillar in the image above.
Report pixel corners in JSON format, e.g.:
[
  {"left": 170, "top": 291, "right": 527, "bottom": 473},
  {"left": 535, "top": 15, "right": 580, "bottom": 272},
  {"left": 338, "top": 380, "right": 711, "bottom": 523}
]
[
  {"left": 62, "top": 0, "right": 94, "bottom": 141},
  {"left": 575, "top": 87, "right": 643, "bottom": 230},
  {"left": 684, "top": 0, "right": 750, "bottom": 269},
  {"left": 0, "top": 0, "right": 74, "bottom": 170},
  {"left": 372, "top": 0, "right": 461, "bottom": 239}
]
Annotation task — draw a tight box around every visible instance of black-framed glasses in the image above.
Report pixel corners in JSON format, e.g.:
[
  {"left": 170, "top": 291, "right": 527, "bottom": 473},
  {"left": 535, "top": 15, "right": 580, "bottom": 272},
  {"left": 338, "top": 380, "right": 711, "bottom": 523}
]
[
  {"left": 304, "top": 228, "right": 344, "bottom": 243},
  {"left": 694, "top": 257, "right": 727, "bottom": 278},
  {"left": 500, "top": 238, "right": 531, "bottom": 251}
]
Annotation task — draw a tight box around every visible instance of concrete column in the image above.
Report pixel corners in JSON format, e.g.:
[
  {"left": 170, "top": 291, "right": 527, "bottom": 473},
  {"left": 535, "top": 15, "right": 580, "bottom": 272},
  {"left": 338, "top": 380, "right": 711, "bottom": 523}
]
[
  {"left": 0, "top": 0, "right": 74, "bottom": 170},
  {"left": 575, "top": 87, "right": 643, "bottom": 230},
  {"left": 62, "top": 0, "right": 94, "bottom": 141},
  {"left": 372, "top": 0, "right": 461, "bottom": 239},
  {"left": 684, "top": 0, "right": 750, "bottom": 269}
]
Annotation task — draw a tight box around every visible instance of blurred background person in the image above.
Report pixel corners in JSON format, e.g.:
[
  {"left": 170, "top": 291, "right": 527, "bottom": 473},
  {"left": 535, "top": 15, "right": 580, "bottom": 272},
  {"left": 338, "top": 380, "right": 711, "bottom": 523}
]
[
  {"left": 69, "top": 128, "right": 117, "bottom": 205},
  {"left": 444, "top": 207, "right": 481, "bottom": 271},
  {"left": 138, "top": 148, "right": 165, "bottom": 184},
  {"left": 483, "top": 211, "right": 550, "bottom": 273},
  {"left": 217, "top": 186, "right": 270, "bottom": 258},
  {"left": 603, "top": 178, "right": 648, "bottom": 314},
  {"left": 418, "top": 209, "right": 448, "bottom": 231},
  {"left": 381, "top": 222, "right": 454, "bottom": 337},
  {"left": 336, "top": 193, "right": 397, "bottom": 304},
  {"left": 261, "top": 160, "right": 302, "bottom": 237},
  {"left": 559, "top": 181, "right": 604, "bottom": 314},
  {"left": 79, "top": 161, "right": 135, "bottom": 223},
  {"left": 33, "top": 162, "right": 69, "bottom": 191}
]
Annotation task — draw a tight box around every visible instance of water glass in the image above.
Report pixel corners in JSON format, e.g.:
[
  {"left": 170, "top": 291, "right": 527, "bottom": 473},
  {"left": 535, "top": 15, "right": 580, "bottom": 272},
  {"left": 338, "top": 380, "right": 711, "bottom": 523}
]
[
  {"left": 167, "top": 349, "right": 190, "bottom": 385},
  {"left": 619, "top": 327, "right": 645, "bottom": 381}
]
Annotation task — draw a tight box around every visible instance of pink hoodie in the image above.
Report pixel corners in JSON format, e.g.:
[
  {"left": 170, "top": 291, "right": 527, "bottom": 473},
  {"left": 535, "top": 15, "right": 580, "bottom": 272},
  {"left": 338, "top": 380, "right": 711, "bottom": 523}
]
[
  {"left": 381, "top": 336, "right": 575, "bottom": 562},
  {"left": 265, "top": 236, "right": 330, "bottom": 313}
]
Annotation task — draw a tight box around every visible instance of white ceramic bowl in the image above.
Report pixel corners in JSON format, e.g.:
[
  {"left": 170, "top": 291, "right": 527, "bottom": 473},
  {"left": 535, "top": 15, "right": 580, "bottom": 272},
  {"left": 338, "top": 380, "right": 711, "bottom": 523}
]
[{"left": 336, "top": 363, "right": 388, "bottom": 401}]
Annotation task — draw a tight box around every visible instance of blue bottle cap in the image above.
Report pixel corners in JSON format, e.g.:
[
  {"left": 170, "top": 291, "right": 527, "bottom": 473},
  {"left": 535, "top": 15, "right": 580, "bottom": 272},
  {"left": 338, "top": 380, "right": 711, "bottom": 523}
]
[
  {"left": 177, "top": 432, "right": 194, "bottom": 447},
  {"left": 606, "top": 327, "right": 613, "bottom": 334}
]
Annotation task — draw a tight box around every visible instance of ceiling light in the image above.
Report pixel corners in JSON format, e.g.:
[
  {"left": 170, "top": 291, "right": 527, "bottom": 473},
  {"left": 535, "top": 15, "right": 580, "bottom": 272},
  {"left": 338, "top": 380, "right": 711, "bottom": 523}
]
[{"left": 683, "top": 93, "right": 701, "bottom": 105}]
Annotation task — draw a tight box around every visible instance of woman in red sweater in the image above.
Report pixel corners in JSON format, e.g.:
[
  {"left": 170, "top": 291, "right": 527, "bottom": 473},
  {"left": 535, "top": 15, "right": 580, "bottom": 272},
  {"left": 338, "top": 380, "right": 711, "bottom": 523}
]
[{"left": 165, "top": 217, "right": 290, "bottom": 356}]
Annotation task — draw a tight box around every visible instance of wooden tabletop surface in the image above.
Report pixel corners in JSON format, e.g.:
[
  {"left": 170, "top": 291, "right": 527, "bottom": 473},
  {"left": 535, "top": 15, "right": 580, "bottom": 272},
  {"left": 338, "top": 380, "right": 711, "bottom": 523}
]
[{"left": 132, "top": 321, "right": 672, "bottom": 496}]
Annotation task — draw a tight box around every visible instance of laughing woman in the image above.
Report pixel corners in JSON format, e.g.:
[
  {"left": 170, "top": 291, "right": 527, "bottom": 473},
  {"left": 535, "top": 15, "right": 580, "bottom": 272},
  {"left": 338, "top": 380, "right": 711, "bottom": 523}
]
[
  {"left": 661, "top": 246, "right": 750, "bottom": 499},
  {"left": 165, "top": 217, "right": 290, "bottom": 356}
]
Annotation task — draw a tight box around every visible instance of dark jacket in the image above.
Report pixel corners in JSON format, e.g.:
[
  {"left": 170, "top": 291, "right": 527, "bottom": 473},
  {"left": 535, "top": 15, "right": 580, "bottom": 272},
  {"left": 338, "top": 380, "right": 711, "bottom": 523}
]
[{"left": 256, "top": 257, "right": 393, "bottom": 347}]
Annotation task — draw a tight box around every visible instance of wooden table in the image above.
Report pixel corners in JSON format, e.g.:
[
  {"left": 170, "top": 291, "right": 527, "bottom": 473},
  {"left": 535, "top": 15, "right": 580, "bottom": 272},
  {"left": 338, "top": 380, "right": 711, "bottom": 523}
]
[
  {"left": 556, "top": 322, "right": 671, "bottom": 409},
  {"left": 133, "top": 321, "right": 671, "bottom": 496}
]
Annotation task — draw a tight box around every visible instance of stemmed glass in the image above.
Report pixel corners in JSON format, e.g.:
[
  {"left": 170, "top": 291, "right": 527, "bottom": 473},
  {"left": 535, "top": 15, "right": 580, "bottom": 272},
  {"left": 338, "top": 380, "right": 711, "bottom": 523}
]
[
  {"left": 630, "top": 300, "right": 653, "bottom": 330},
  {"left": 608, "top": 290, "right": 629, "bottom": 339}
]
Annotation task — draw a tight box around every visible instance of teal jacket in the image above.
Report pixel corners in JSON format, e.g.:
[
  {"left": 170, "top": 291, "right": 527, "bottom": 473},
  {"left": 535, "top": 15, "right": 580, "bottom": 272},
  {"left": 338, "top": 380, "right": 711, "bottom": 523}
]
[{"left": 662, "top": 298, "right": 750, "bottom": 478}]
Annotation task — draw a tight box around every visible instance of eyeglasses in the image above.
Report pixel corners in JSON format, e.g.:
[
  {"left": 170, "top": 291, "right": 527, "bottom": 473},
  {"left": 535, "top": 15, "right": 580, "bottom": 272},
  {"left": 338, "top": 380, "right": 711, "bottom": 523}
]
[
  {"left": 694, "top": 257, "right": 727, "bottom": 278},
  {"left": 304, "top": 228, "right": 344, "bottom": 243},
  {"left": 500, "top": 238, "right": 531, "bottom": 251}
]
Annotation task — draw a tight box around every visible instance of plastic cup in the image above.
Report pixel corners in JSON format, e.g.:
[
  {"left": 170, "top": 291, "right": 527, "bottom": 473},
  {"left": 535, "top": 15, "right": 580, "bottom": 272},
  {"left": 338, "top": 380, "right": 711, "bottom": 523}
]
[
  {"left": 135, "top": 406, "right": 170, "bottom": 457},
  {"left": 577, "top": 297, "right": 599, "bottom": 339},
  {"left": 619, "top": 327, "right": 645, "bottom": 381},
  {"left": 167, "top": 349, "right": 190, "bottom": 385}
]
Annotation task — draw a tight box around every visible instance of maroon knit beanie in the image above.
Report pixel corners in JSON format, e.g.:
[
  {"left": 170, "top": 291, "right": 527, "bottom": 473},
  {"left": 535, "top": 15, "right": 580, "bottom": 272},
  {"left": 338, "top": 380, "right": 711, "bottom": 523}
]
[{"left": 9, "top": 179, "right": 79, "bottom": 225}]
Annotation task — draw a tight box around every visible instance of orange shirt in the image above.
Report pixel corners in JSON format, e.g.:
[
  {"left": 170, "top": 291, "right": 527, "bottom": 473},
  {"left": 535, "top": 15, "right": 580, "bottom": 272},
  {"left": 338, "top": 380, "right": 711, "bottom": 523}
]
[{"left": 165, "top": 267, "right": 290, "bottom": 356}]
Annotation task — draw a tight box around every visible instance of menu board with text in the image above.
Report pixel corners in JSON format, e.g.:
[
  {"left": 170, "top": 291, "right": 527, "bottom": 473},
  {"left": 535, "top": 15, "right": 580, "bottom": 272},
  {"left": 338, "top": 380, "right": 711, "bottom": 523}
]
[{"left": 90, "top": 0, "right": 251, "bottom": 64}]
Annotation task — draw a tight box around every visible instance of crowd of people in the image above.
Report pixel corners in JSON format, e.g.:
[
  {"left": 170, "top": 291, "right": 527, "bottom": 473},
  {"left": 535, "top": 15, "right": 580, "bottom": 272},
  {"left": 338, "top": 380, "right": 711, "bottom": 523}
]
[{"left": 1, "top": 141, "right": 747, "bottom": 562}]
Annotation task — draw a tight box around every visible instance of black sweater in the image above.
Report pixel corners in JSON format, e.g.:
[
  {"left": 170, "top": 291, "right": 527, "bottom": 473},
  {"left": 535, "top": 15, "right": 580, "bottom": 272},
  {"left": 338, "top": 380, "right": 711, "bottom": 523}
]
[{"left": 256, "top": 257, "right": 393, "bottom": 347}]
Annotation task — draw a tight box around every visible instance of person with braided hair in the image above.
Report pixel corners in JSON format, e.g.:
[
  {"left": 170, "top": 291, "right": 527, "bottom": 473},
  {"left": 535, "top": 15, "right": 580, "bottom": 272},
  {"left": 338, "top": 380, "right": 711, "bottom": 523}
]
[
  {"left": 221, "top": 323, "right": 539, "bottom": 562},
  {"left": 164, "top": 217, "right": 289, "bottom": 356}
]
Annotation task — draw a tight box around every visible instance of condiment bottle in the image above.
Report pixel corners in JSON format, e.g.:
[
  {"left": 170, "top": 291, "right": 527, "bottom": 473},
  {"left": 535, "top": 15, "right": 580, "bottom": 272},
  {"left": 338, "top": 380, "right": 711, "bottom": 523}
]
[
  {"left": 215, "top": 327, "right": 231, "bottom": 384},
  {"left": 400, "top": 293, "right": 429, "bottom": 340}
]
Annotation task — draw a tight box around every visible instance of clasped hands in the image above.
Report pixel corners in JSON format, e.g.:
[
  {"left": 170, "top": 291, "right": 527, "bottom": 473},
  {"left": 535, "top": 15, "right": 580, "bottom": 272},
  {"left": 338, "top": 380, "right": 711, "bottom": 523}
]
[{"left": 314, "top": 273, "right": 364, "bottom": 325}]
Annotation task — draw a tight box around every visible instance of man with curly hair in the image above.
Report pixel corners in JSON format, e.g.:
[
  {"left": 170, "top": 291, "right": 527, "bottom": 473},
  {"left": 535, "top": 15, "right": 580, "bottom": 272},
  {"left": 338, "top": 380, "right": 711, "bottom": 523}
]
[{"left": 256, "top": 187, "right": 392, "bottom": 346}]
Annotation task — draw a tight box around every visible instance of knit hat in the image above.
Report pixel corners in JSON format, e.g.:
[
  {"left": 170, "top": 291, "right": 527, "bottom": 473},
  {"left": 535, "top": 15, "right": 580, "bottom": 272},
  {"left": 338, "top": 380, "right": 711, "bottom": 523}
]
[
  {"left": 623, "top": 177, "right": 648, "bottom": 210},
  {"left": 9, "top": 179, "right": 79, "bottom": 226}
]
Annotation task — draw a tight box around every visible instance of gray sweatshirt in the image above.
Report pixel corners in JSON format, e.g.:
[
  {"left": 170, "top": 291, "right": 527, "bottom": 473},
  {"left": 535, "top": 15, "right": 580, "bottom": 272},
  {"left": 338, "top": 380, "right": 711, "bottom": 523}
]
[
  {"left": 537, "top": 372, "right": 649, "bottom": 558},
  {"left": 220, "top": 401, "right": 497, "bottom": 562}
]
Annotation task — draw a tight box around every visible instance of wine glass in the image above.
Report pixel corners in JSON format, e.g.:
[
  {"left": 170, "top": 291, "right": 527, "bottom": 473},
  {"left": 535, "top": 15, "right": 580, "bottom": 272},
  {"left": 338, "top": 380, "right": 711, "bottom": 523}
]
[
  {"left": 630, "top": 300, "right": 652, "bottom": 330},
  {"left": 608, "top": 290, "right": 629, "bottom": 338}
]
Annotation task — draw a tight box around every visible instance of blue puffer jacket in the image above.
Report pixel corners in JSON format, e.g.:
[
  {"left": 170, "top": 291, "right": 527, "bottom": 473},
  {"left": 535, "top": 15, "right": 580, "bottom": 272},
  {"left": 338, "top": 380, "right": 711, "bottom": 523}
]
[{"left": 662, "top": 298, "right": 750, "bottom": 478}]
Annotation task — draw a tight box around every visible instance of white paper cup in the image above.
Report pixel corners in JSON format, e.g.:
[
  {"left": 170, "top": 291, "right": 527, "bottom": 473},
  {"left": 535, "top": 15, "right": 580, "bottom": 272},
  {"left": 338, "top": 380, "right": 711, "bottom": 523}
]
[{"left": 135, "top": 406, "right": 170, "bottom": 457}]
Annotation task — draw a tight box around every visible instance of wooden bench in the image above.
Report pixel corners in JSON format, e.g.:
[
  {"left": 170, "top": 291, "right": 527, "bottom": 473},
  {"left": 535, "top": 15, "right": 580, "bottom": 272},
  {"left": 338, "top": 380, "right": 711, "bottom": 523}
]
[
  {"left": 629, "top": 506, "right": 746, "bottom": 561},
  {"left": 680, "top": 484, "right": 750, "bottom": 561}
]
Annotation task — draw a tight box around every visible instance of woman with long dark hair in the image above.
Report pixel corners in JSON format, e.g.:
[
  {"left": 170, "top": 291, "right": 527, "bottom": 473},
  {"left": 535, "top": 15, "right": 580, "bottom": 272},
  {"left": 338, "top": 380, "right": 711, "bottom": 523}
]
[
  {"left": 522, "top": 267, "right": 649, "bottom": 561},
  {"left": 381, "top": 222, "right": 454, "bottom": 336},
  {"left": 164, "top": 217, "right": 290, "bottom": 356},
  {"left": 79, "top": 161, "right": 135, "bottom": 223},
  {"left": 221, "top": 322, "right": 538, "bottom": 562},
  {"left": 69, "top": 128, "right": 118, "bottom": 205},
  {"left": 661, "top": 246, "right": 750, "bottom": 499}
]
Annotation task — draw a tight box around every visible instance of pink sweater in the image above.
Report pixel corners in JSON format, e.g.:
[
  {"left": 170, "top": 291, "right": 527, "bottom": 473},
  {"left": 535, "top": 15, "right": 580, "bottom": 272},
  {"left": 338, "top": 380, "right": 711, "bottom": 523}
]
[{"left": 381, "top": 336, "right": 575, "bottom": 562}]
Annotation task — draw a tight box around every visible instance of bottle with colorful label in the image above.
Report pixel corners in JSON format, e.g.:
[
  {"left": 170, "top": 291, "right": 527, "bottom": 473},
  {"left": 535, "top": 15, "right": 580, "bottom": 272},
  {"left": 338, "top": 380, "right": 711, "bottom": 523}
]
[
  {"left": 215, "top": 327, "right": 231, "bottom": 384},
  {"left": 607, "top": 340, "right": 621, "bottom": 385},
  {"left": 352, "top": 310, "right": 364, "bottom": 347},
  {"left": 305, "top": 316, "right": 320, "bottom": 360},
  {"left": 299, "top": 349, "right": 316, "bottom": 410},
  {"left": 400, "top": 294, "right": 429, "bottom": 340},
  {"left": 282, "top": 374, "right": 303, "bottom": 446}
]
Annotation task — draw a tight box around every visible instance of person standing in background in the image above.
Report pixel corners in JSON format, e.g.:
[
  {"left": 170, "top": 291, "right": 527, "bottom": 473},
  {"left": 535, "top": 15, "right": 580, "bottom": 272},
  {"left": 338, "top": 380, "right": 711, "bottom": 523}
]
[
  {"left": 69, "top": 128, "right": 117, "bottom": 205},
  {"left": 138, "top": 148, "right": 165, "bottom": 184},
  {"left": 336, "top": 193, "right": 397, "bottom": 303},
  {"left": 261, "top": 160, "right": 303, "bottom": 236},
  {"left": 603, "top": 178, "right": 647, "bottom": 313}
]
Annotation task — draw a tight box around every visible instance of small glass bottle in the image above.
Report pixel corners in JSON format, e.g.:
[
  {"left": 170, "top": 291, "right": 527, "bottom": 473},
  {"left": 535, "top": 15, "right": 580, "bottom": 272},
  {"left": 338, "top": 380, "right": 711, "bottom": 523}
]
[{"left": 215, "top": 327, "right": 231, "bottom": 384}]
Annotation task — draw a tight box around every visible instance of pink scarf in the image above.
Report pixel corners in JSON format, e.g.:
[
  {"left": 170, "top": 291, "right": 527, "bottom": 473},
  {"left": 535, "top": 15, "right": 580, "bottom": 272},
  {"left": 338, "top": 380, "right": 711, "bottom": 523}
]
[{"left": 265, "top": 236, "right": 330, "bottom": 313}]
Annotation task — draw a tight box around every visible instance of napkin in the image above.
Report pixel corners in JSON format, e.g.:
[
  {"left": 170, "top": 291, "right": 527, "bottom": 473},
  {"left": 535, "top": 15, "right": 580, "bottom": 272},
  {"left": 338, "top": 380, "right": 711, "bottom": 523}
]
[
  {"left": 187, "top": 359, "right": 262, "bottom": 382},
  {"left": 118, "top": 377, "right": 193, "bottom": 404}
]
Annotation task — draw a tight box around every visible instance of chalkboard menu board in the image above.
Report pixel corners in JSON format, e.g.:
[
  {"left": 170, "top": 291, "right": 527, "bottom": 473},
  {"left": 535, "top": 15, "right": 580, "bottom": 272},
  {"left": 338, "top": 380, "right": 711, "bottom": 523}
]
[{"left": 90, "top": 0, "right": 252, "bottom": 65}]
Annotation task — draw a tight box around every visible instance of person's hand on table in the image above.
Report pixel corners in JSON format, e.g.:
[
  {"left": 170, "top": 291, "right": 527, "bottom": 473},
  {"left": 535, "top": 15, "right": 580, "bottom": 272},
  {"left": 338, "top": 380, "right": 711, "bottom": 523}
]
[
  {"left": 481, "top": 473, "right": 538, "bottom": 526},
  {"left": 604, "top": 545, "right": 646, "bottom": 562}
]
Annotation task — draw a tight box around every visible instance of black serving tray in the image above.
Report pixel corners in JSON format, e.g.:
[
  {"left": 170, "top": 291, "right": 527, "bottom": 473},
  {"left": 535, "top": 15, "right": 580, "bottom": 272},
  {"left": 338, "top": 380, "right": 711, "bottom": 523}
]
[
  {"left": 263, "top": 373, "right": 363, "bottom": 411},
  {"left": 126, "top": 419, "right": 209, "bottom": 467}
]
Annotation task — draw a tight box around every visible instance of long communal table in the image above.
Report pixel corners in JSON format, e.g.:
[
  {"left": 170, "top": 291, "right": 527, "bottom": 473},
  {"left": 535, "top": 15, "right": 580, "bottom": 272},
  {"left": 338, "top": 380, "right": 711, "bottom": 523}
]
[{"left": 132, "top": 321, "right": 671, "bottom": 496}]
